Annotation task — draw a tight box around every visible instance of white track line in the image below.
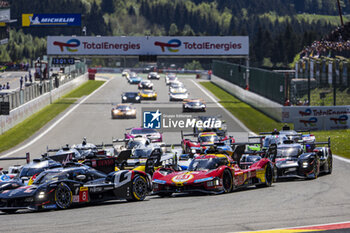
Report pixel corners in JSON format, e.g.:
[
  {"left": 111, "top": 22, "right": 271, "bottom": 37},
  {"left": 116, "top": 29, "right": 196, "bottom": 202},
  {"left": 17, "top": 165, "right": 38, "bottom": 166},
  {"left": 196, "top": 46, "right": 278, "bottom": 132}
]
[
  {"left": 192, "top": 80, "right": 350, "bottom": 164},
  {"left": 0, "top": 78, "right": 112, "bottom": 158},
  {"left": 229, "top": 220, "right": 350, "bottom": 233}
]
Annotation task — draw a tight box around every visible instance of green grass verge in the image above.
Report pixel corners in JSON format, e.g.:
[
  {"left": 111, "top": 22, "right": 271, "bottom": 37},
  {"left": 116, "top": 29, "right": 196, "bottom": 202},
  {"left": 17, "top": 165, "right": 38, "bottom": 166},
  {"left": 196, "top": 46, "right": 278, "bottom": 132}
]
[
  {"left": 301, "top": 88, "right": 350, "bottom": 106},
  {"left": 0, "top": 80, "right": 105, "bottom": 153},
  {"left": 200, "top": 82, "right": 350, "bottom": 159}
]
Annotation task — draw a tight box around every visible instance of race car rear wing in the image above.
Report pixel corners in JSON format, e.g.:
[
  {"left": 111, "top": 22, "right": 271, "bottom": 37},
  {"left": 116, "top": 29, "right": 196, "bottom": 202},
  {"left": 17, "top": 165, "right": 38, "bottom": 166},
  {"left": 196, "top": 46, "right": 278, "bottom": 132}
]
[
  {"left": 0, "top": 152, "right": 30, "bottom": 164},
  {"left": 300, "top": 137, "right": 331, "bottom": 147}
]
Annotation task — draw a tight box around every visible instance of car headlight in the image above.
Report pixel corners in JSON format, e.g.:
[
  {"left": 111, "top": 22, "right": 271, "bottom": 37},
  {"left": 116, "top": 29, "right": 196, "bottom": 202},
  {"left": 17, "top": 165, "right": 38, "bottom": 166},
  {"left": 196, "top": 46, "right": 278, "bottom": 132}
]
[
  {"left": 302, "top": 161, "right": 309, "bottom": 168},
  {"left": 37, "top": 191, "right": 46, "bottom": 199},
  {"left": 136, "top": 96, "right": 140, "bottom": 100},
  {"left": 201, "top": 104, "right": 206, "bottom": 108},
  {"left": 206, "top": 179, "right": 219, "bottom": 187},
  {"left": 113, "top": 109, "right": 120, "bottom": 113},
  {"left": 185, "top": 104, "right": 190, "bottom": 108},
  {"left": 123, "top": 96, "right": 127, "bottom": 100}
]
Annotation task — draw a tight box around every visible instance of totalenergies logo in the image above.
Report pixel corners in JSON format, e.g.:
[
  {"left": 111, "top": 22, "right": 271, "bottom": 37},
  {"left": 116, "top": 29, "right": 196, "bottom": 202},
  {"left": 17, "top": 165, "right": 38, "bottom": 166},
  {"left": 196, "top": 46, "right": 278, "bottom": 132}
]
[
  {"left": 154, "top": 39, "right": 181, "bottom": 52},
  {"left": 299, "top": 108, "right": 312, "bottom": 117},
  {"left": 330, "top": 115, "right": 348, "bottom": 124},
  {"left": 53, "top": 39, "right": 80, "bottom": 52},
  {"left": 300, "top": 117, "right": 317, "bottom": 127}
]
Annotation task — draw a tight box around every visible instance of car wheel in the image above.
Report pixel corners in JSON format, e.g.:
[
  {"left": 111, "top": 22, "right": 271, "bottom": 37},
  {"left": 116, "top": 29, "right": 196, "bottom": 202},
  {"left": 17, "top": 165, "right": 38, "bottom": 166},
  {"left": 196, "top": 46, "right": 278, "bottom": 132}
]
[
  {"left": 311, "top": 157, "right": 320, "bottom": 179},
  {"left": 327, "top": 155, "right": 333, "bottom": 174},
  {"left": 1, "top": 209, "right": 17, "bottom": 214},
  {"left": 223, "top": 169, "right": 233, "bottom": 193},
  {"left": 55, "top": 183, "right": 73, "bottom": 209},
  {"left": 256, "top": 163, "right": 273, "bottom": 188},
  {"left": 129, "top": 175, "right": 148, "bottom": 201}
]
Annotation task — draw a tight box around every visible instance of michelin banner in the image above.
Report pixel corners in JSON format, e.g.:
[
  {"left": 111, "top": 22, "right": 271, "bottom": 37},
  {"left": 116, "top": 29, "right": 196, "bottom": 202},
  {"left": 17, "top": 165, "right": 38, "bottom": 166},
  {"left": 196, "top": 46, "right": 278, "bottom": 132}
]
[{"left": 22, "top": 14, "right": 81, "bottom": 27}]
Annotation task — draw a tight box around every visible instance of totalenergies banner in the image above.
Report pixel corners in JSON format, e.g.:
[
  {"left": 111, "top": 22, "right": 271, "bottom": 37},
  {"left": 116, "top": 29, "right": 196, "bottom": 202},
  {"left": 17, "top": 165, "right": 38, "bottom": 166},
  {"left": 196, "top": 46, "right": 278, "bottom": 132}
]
[
  {"left": 283, "top": 106, "right": 350, "bottom": 130},
  {"left": 47, "top": 36, "right": 249, "bottom": 55}
]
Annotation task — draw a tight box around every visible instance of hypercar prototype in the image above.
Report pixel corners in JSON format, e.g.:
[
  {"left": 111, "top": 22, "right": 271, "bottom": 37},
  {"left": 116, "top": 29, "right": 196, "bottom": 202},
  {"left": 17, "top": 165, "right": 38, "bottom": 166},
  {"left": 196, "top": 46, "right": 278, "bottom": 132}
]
[
  {"left": 182, "top": 99, "right": 206, "bottom": 112},
  {"left": 128, "top": 75, "right": 142, "bottom": 84},
  {"left": 147, "top": 72, "right": 160, "bottom": 80},
  {"left": 273, "top": 141, "right": 332, "bottom": 179},
  {"left": 152, "top": 153, "right": 273, "bottom": 196},
  {"left": 139, "top": 89, "right": 157, "bottom": 100},
  {"left": 165, "top": 73, "right": 178, "bottom": 85},
  {"left": 138, "top": 80, "right": 154, "bottom": 89},
  {"left": 111, "top": 104, "right": 136, "bottom": 119},
  {"left": 122, "top": 69, "right": 131, "bottom": 79},
  {"left": 169, "top": 89, "right": 189, "bottom": 101},
  {"left": 0, "top": 165, "right": 150, "bottom": 213},
  {"left": 121, "top": 92, "right": 141, "bottom": 103},
  {"left": 125, "top": 128, "right": 163, "bottom": 142},
  {"left": 181, "top": 132, "right": 234, "bottom": 154},
  {"left": 169, "top": 81, "right": 185, "bottom": 92},
  {"left": 193, "top": 116, "right": 227, "bottom": 136}
]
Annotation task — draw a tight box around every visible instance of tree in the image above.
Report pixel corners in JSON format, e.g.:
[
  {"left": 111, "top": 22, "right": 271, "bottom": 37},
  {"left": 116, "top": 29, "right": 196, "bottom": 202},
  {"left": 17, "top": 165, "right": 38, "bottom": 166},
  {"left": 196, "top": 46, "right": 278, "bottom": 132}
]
[
  {"left": 101, "top": 0, "right": 115, "bottom": 14},
  {"left": 168, "top": 23, "right": 179, "bottom": 36}
]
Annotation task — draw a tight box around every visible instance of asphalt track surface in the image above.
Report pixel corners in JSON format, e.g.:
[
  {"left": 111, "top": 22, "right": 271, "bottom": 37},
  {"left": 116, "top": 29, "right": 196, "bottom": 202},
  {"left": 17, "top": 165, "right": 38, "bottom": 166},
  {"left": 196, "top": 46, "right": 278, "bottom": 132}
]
[{"left": 0, "top": 74, "right": 350, "bottom": 233}]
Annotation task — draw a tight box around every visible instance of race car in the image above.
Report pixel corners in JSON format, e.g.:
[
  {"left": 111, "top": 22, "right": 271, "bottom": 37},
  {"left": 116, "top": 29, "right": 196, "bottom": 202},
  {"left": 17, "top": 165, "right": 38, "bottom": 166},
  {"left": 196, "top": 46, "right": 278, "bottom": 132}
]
[
  {"left": 121, "top": 92, "right": 141, "bottom": 103},
  {"left": 273, "top": 139, "right": 332, "bottom": 180},
  {"left": 165, "top": 73, "right": 178, "bottom": 85},
  {"left": 147, "top": 72, "right": 160, "bottom": 80},
  {"left": 125, "top": 128, "right": 163, "bottom": 142},
  {"left": 128, "top": 75, "right": 142, "bottom": 84},
  {"left": 139, "top": 89, "right": 157, "bottom": 100},
  {"left": 111, "top": 104, "right": 136, "bottom": 119},
  {"left": 122, "top": 69, "right": 131, "bottom": 79},
  {"left": 181, "top": 132, "right": 234, "bottom": 154},
  {"left": 169, "top": 89, "right": 189, "bottom": 101},
  {"left": 193, "top": 116, "right": 227, "bottom": 136},
  {"left": 0, "top": 164, "right": 150, "bottom": 213},
  {"left": 169, "top": 81, "right": 185, "bottom": 92},
  {"left": 138, "top": 80, "right": 154, "bottom": 89},
  {"left": 183, "top": 99, "right": 206, "bottom": 112},
  {"left": 260, "top": 125, "right": 316, "bottom": 144},
  {"left": 152, "top": 153, "right": 273, "bottom": 196}
]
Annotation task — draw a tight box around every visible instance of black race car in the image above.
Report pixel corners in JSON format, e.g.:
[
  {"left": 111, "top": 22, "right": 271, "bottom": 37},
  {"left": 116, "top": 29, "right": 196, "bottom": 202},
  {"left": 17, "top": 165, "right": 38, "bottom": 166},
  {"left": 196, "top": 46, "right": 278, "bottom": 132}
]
[
  {"left": 121, "top": 92, "right": 141, "bottom": 103},
  {"left": 273, "top": 140, "right": 332, "bottom": 179},
  {"left": 0, "top": 164, "right": 150, "bottom": 213}
]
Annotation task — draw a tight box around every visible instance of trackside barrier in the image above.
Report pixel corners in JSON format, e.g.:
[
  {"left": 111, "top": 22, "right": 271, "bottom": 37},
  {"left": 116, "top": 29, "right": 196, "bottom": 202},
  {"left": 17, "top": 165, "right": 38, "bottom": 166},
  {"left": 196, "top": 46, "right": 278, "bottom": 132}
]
[
  {"left": 210, "top": 75, "right": 283, "bottom": 122},
  {"left": 0, "top": 73, "right": 88, "bottom": 134}
]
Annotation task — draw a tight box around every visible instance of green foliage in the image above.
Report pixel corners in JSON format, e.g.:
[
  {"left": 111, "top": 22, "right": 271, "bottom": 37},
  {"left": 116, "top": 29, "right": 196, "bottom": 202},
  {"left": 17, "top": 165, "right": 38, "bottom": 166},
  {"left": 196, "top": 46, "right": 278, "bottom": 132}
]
[
  {"left": 184, "top": 60, "right": 203, "bottom": 70},
  {"left": 0, "top": 81, "right": 104, "bottom": 153}
]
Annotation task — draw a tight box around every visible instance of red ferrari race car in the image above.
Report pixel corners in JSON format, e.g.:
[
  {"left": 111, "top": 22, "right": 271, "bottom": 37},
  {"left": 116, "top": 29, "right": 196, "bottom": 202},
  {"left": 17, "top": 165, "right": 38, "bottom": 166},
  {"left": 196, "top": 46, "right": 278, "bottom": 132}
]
[
  {"left": 181, "top": 131, "right": 234, "bottom": 154},
  {"left": 152, "top": 153, "right": 273, "bottom": 196}
]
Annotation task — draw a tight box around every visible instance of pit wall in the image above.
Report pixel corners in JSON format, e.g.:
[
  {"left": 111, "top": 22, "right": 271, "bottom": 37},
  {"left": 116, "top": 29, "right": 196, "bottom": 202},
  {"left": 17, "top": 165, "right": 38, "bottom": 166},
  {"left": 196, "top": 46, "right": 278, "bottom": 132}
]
[
  {"left": 210, "top": 75, "right": 283, "bottom": 122},
  {"left": 0, "top": 73, "right": 88, "bottom": 134}
]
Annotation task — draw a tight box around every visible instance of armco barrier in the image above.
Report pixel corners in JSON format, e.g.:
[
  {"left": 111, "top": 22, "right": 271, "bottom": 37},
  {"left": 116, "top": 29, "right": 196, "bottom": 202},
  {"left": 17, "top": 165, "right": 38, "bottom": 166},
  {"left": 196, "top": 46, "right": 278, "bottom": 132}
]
[
  {"left": 0, "top": 73, "right": 88, "bottom": 134},
  {"left": 211, "top": 75, "right": 283, "bottom": 122}
]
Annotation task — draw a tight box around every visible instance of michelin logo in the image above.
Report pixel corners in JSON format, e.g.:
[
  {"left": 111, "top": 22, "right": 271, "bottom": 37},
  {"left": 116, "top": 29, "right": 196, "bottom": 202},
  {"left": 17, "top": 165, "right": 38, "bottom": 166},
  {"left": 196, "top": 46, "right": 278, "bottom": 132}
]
[{"left": 143, "top": 110, "right": 161, "bottom": 129}]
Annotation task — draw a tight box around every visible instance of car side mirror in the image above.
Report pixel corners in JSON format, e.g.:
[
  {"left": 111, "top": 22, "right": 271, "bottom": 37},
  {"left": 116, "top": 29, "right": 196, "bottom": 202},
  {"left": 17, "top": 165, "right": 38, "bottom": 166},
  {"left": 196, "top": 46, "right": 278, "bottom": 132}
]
[
  {"left": 76, "top": 175, "right": 86, "bottom": 180},
  {"left": 21, "top": 176, "right": 29, "bottom": 181}
]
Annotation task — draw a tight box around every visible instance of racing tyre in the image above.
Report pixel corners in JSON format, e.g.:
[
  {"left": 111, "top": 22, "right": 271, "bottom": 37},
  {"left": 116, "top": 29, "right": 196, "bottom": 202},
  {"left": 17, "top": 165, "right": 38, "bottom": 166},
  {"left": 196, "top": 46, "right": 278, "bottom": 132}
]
[
  {"left": 129, "top": 175, "right": 148, "bottom": 201},
  {"left": 310, "top": 157, "right": 320, "bottom": 179},
  {"left": 327, "top": 155, "right": 333, "bottom": 174},
  {"left": 223, "top": 169, "right": 233, "bottom": 193},
  {"left": 1, "top": 209, "right": 17, "bottom": 214},
  {"left": 256, "top": 163, "right": 273, "bottom": 188},
  {"left": 55, "top": 183, "right": 73, "bottom": 209}
]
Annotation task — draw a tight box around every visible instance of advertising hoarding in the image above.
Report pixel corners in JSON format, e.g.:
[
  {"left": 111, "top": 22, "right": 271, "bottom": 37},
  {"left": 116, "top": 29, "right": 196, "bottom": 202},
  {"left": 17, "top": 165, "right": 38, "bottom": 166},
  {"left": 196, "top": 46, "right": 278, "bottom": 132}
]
[
  {"left": 47, "top": 36, "right": 249, "bottom": 56},
  {"left": 22, "top": 14, "right": 81, "bottom": 27}
]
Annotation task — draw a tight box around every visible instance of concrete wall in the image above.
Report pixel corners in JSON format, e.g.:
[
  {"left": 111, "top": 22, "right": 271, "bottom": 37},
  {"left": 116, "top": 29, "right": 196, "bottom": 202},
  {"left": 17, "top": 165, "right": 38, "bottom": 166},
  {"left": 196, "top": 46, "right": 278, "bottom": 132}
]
[
  {"left": 211, "top": 75, "right": 283, "bottom": 122},
  {"left": 0, "top": 73, "right": 88, "bottom": 134}
]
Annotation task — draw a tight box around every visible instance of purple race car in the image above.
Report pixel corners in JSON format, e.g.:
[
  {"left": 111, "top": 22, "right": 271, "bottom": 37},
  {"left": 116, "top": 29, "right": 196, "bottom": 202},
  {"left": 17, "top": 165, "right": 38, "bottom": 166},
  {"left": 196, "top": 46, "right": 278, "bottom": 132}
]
[{"left": 124, "top": 128, "right": 163, "bottom": 142}]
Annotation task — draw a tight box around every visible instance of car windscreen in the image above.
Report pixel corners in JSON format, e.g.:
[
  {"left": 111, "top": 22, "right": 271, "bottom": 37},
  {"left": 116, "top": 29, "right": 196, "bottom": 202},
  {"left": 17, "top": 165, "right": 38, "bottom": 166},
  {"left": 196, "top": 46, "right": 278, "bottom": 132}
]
[
  {"left": 199, "top": 135, "right": 219, "bottom": 143},
  {"left": 188, "top": 158, "right": 220, "bottom": 171},
  {"left": 117, "top": 105, "right": 132, "bottom": 110},
  {"left": 141, "top": 90, "right": 153, "bottom": 94},
  {"left": 131, "top": 128, "right": 157, "bottom": 134},
  {"left": 188, "top": 101, "right": 202, "bottom": 106},
  {"left": 276, "top": 147, "right": 301, "bottom": 158},
  {"left": 124, "top": 93, "right": 138, "bottom": 97},
  {"left": 19, "top": 167, "right": 45, "bottom": 178},
  {"left": 132, "top": 149, "right": 152, "bottom": 158},
  {"left": 33, "top": 171, "right": 68, "bottom": 185},
  {"left": 127, "top": 140, "right": 144, "bottom": 149}
]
